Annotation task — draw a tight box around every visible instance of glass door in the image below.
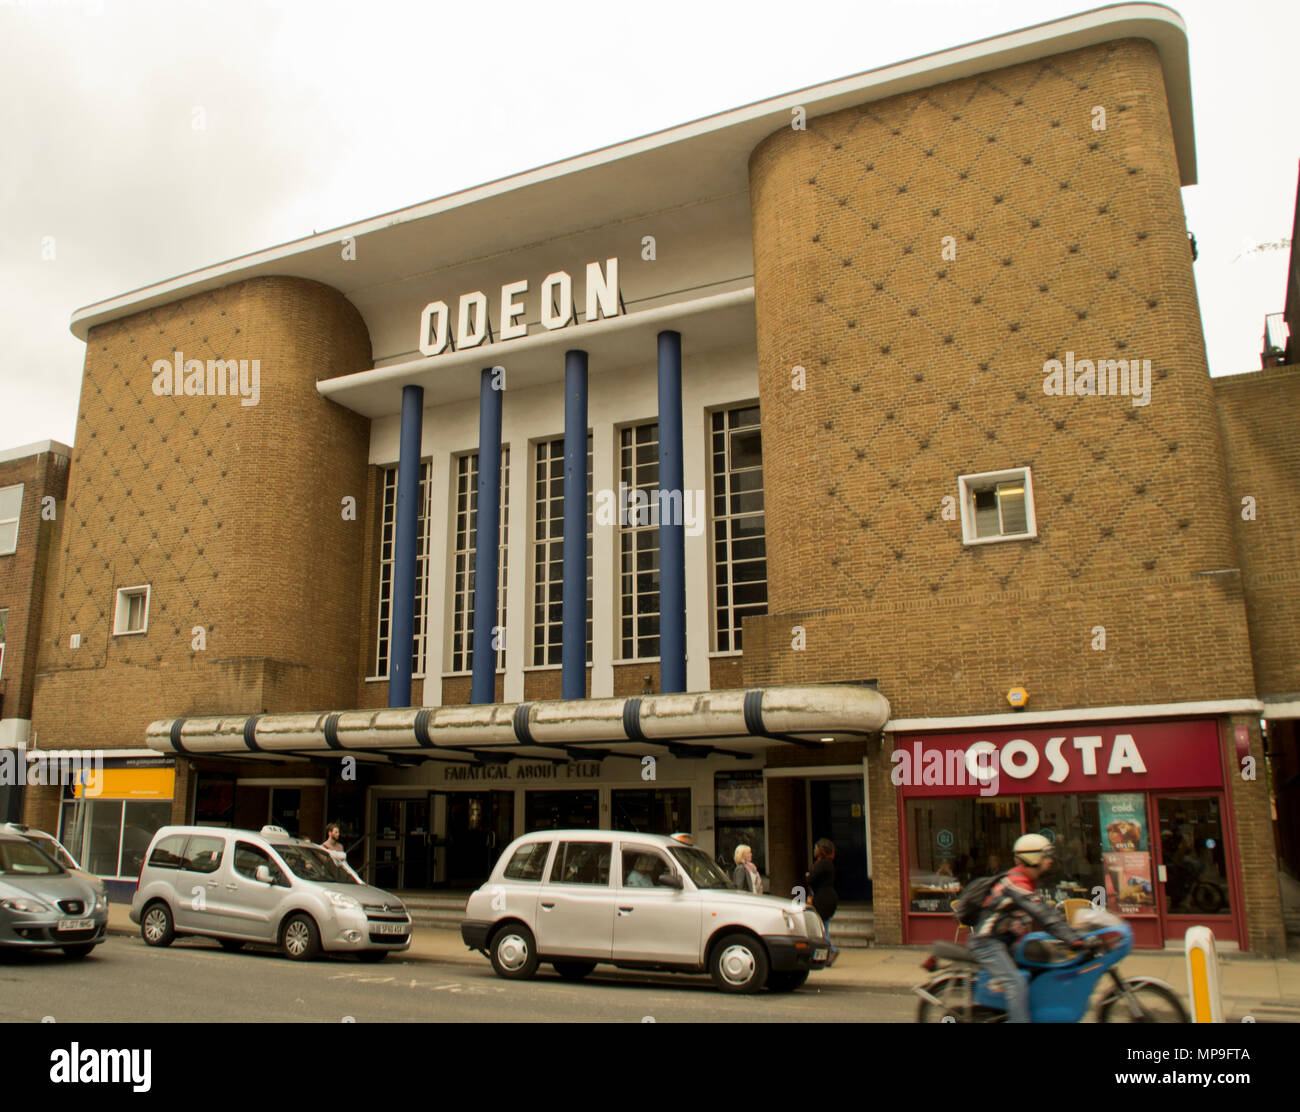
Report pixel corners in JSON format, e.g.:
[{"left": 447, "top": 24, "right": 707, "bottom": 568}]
[{"left": 1152, "top": 794, "right": 1236, "bottom": 943}]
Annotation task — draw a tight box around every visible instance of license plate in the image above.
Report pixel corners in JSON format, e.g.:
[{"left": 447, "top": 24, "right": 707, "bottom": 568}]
[
  {"left": 58, "top": 919, "right": 94, "bottom": 932},
  {"left": 813, "top": 948, "right": 828, "bottom": 961},
  {"left": 372, "top": 922, "right": 407, "bottom": 935}
]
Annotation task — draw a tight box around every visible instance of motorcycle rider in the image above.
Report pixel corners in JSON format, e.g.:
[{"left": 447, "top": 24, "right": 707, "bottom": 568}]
[{"left": 968, "top": 833, "right": 1083, "bottom": 1023}]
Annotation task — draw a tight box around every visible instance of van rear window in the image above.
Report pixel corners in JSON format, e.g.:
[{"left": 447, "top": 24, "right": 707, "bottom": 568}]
[{"left": 147, "top": 835, "right": 188, "bottom": 870}]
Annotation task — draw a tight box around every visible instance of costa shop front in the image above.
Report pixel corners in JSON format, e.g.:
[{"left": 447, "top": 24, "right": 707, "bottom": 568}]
[{"left": 895, "top": 719, "right": 1245, "bottom": 949}]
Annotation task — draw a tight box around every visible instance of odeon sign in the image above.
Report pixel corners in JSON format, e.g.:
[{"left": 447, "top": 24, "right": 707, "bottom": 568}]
[{"left": 418, "top": 257, "right": 621, "bottom": 357}]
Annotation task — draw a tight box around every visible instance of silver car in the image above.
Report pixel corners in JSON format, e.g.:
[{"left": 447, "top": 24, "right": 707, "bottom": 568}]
[
  {"left": 461, "top": 830, "right": 829, "bottom": 993},
  {"left": 129, "top": 825, "right": 411, "bottom": 961},
  {"left": 0, "top": 830, "right": 109, "bottom": 958}
]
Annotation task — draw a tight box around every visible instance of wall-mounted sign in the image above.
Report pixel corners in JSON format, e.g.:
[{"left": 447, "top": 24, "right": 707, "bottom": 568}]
[{"left": 418, "top": 257, "right": 621, "bottom": 357}]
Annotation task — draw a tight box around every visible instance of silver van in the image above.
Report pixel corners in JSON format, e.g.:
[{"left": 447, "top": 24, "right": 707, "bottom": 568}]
[{"left": 130, "top": 825, "right": 411, "bottom": 961}]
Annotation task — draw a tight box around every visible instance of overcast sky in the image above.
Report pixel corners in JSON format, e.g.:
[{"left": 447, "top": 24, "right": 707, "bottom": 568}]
[{"left": 1, "top": 0, "right": 1295, "bottom": 450}]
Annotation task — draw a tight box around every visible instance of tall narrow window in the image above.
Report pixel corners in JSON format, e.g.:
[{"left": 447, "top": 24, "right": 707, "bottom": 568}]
[
  {"left": 533, "top": 436, "right": 593, "bottom": 666},
  {"left": 0, "top": 609, "right": 7, "bottom": 681},
  {"left": 711, "top": 404, "right": 767, "bottom": 651},
  {"left": 619, "top": 423, "right": 659, "bottom": 659},
  {"left": 375, "top": 461, "right": 432, "bottom": 678},
  {"left": 0, "top": 484, "right": 23, "bottom": 556},
  {"left": 451, "top": 449, "right": 510, "bottom": 673}
]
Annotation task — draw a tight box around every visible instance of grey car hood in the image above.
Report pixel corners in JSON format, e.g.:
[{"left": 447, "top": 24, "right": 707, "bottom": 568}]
[
  {"left": 346, "top": 886, "right": 407, "bottom": 911},
  {"left": 0, "top": 871, "right": 99, "bottom": 907}
]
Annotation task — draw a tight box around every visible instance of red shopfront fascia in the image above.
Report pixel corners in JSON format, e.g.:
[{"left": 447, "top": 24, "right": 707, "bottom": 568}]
[{"left": 895, "top": 719, "right": 1245, "bottom": 950}]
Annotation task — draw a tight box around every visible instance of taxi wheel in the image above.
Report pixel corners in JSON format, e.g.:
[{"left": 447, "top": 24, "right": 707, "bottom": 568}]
[
  {"left": 62, "top": 944, "right": 96, "bottom": 959},
  {"left": 767, "top": 970, "right": 809, "bottom": 992},
  {"left": 489, "top": 923, "right": 539, "bottom": 980},
  {"left": 552, "top": 961, "right": 596, "bottom": 981},
  {"left": 280, "top": 914, "right": 322, "bottom": 962},
  {"left": 141, "top": 902, "right": 176, "bottom": 948},
  {"left": 710, "top": 933, "right": 770, "bottom": 994}
]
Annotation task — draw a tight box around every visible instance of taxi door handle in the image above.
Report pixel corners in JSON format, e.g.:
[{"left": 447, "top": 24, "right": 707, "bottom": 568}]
[
  {"left": 541, "top": 902, "right": 556, "bottom": 911},
  {"left": 225, "top": 884, "right": 238, "bottom": 890},
  {"left": 618, "top": 906, "right": 634, "bottom": 915}
]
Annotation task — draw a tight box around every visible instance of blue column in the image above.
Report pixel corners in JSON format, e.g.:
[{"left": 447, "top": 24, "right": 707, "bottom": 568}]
[
  {"left": 471, "top": 367, "right": 503, "bottom": 705},
  {"left": 657, "top": 330, "right": 686, "bottom": 693},
  {"left": 562, "top": 350, "right": 589, "bottom": 700},
  {"left": 390, "top": 384, "right": 424, "bottom": 708}
]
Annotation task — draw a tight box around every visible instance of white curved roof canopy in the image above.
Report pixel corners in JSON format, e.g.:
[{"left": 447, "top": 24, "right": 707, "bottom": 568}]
[{"left": 146, "top": 685, "right": 891, "bottom": 764}]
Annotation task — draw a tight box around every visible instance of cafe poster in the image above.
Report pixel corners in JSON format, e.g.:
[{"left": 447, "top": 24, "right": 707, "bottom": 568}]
[
  {"left": 1104, "top": 850, "right": 1155, "bottom": 914},
  {"left": 1099, "top": 793, "right": 1149, "bottom": 851}
]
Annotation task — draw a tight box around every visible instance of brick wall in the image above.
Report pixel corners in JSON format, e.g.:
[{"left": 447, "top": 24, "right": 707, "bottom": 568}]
[
  {"left": 31, "top": 276, "right": 372, "bottom": 751},
  {"left": 745, "top": 38, "right": 1256, "bottom": 717},
  {"left": 1213, "top": 365, "right": 1300, "bottom": 699},
  {"left": 0, "top": 448, "right": 69, "bottom": 724}
]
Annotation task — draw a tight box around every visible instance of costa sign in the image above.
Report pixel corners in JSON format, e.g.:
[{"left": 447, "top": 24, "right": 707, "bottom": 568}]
[
  {"left": 418, "top": 257, "right": 621, "bottom": 357},
  {"left": 891, "top": 720, "right": 1224, "bottom": 797}
]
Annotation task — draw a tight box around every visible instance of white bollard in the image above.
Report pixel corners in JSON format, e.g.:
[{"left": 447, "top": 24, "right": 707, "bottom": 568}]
[{"left": 1184, "top": 926, "right": 1223, "bottom": 1023}]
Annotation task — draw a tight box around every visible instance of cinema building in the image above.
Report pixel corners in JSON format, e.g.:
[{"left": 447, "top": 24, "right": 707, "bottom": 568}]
[{"left": 19, "top": 5, "right": 1296, "bottom": 952}]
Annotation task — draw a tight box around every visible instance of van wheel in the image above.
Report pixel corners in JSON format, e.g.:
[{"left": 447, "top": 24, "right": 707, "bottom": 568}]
[
  {"left": 280, "top": 914, "right": 321, "bottom": 961},
  {"left": 767, "top": 970, "right": 808, "bottom": 992},
  {"left": 62, "top": 944, "right": 96, "bottom": 959},
  {"left": 489, "top": 923, "right": 539, "bottom": 980},
  {"left": 552, "top": 961, "right": 596, "bottom": 981},
  {"left": 141, "top": 902, "right": 175, "bottom": 948},
  {"left": 218, "top": 939, "right": 244, "bottom": 953},
  {"left": 710, "top": 933, "right": 769, "bottom": 993}
]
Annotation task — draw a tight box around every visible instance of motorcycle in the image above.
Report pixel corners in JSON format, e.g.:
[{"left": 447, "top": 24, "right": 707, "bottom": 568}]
[{"left": 913, "top": 908, "right": 1188, "bottom": 1023}]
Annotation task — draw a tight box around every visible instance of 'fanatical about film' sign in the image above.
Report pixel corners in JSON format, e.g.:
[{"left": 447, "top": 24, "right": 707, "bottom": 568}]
[{"left": 418, "top": 257, "right": 621, "bottom": 357}]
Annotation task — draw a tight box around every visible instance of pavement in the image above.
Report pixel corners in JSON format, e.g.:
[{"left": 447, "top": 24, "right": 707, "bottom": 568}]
[{"left": 105, "top": 903, "right": 1300, "bottom": 1010}]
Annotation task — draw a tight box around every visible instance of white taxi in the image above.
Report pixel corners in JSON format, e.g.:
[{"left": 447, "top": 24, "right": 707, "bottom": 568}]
[{"left": 461, "top": 830, "right": 828, "bottom": 993}]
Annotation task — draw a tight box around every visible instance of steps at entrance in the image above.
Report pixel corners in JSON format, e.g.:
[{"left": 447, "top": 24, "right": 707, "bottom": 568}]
[
  {"left": 399, "top": 894, "right": 875, "bottom": 946},
  {"left": 403, "top": 894, "right": 471, "bottom": 929},
  {"left": 828, "top": 907, "right": 874, "bottom": 949}
]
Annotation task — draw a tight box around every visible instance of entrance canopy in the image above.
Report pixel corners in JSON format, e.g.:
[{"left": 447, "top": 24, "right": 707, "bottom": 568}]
[{"left": 146, "top": 685, "right": 889, "bottom": 766}]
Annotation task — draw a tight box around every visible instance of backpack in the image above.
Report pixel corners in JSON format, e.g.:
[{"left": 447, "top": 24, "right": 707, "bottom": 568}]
[{"left": 952, "top": 871, "right": 1010, "bottom": 927}]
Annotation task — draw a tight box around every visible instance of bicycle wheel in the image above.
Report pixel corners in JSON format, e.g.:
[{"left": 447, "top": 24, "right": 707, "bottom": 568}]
[{"left": 1098, "top": 980, "right": 1188, "bottom": 1023}]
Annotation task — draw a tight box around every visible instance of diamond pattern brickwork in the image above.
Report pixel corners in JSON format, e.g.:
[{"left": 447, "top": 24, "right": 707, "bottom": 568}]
[
  {"left": 30, "top": 276, "right": 373, "bottom": 749},
  {"left": 745, "top": 38, "right": 1256, "bottom": 714}
]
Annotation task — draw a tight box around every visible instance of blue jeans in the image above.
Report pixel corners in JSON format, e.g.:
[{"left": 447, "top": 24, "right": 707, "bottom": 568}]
[
  {"left": 821, "top": 916, "right": 838, "bottom": 958},
  {"left": 969, "top": 937, "right": 1029, "bottom": 1023}
]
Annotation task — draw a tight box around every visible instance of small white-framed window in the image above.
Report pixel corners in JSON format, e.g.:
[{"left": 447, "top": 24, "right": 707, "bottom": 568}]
[
  {"left": 0, "top": 484, "right": 23, "bottom": 555},
  {"left": 958, "top": 468, "right": 1036, "bottom": 545},
  {"left": 113, "top": 585, "right": 151, "bottom": 635}
]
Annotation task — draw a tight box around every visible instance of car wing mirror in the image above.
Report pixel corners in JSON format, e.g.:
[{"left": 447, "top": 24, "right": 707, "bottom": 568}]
[
  {"left": 255, "top": 865, "right": 273, "bottom": 884},
  {"left": 656, "top": 872, "right": 683, "bottom": 889}
]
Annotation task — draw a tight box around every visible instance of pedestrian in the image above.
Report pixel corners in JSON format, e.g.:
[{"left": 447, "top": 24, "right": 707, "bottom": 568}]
[
  {"left": 805, "top": 837, "right": 839, "bottom": 965},
  {"left": 732, "top": 844, "right": 763, "bottom": 894},
  {"left": 322, "top": 822, "right": 344, "bottom": 855}
]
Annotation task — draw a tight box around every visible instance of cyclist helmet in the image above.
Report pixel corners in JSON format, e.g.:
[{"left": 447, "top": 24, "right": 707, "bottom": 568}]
[{"left": 1013, "top": 833, "right": 1054, "bottom": 867}]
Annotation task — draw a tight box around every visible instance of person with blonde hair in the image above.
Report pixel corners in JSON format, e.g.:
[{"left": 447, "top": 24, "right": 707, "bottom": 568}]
[{"left": 732, "top": 844, "right": 763, "bottom": 894}]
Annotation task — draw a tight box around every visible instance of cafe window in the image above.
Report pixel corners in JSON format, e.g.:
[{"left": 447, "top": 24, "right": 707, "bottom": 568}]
[
  {"left": 905, "top": 797, "right": 1021, "bottom": 912},
  {"left": 1023, "top": 795, "right": 1107, "bottom": 908}
]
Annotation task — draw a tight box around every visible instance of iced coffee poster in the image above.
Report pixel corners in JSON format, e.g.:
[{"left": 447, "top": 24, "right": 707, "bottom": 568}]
[
  {"left": 1099, "top": 793, "right": 1149, "bottom": 852},
  {"left": 1104, "top": 851, "right": 1155, "bottom": 914}
]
